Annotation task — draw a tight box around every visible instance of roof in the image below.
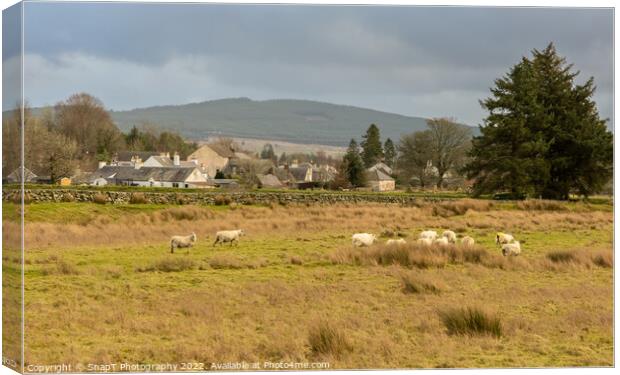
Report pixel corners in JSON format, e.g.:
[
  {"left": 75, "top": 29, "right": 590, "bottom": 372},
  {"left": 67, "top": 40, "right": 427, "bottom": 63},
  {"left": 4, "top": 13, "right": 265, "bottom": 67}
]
[
  {"left": 368, "top": 162, "right": 393, "bottom": 175},
  {"left": 257, "top": 174, "right": 284, "bottom": 188},
  {"left": 7, "top": 167, "right": 38, "bottom": 182},
  {"left": 289, "top": 166, "right": 311, "bottom": 181},
  {"left": 367, "top": 168, "right": 394, "bottom": 182},
  {"left": 115, "top": 151, "right": 160, "bottom": 162},
  {"left": 93, "top": 165, "right": 199, "bottom": 183},
  {"left": 147, "top": 155, "right": 197, "bottom": 168},
  {"left": 206, "top": 143, "right": 236, "bottom": 158}
]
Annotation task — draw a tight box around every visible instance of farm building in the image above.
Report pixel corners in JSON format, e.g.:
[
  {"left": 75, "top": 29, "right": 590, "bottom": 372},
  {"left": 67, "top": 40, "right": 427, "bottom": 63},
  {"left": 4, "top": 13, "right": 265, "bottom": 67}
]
[
  {"left": 187, "top": 143, "right": 251, "bottom": 178},
  {"left": 366, "top": 163, "right": 395, "bottom": 192},
  {"left": 6, "top": 167, "right": 38, "bottom": 183},
  {"left": 256, "top": 173, "right": 284, "bottom": 189}
]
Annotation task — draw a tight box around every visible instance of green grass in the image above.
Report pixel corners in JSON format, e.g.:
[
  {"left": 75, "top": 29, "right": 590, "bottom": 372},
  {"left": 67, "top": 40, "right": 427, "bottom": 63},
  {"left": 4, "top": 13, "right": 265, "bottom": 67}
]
[{"left": 9, "top": 200, "right": 613, "bottom": 368}]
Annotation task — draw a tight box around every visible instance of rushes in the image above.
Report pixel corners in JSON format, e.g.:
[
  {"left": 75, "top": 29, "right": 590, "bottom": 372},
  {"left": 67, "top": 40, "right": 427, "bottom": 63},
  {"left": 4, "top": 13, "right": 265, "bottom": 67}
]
[
  {"left": 308, "top": 320, "right": 351, "bottom": 358},
  {"left": 137, "top": 257, "right": 196, "bottom": 272},
  {"left": 439, "top": 307, "right": 502, "bottom": 338}
]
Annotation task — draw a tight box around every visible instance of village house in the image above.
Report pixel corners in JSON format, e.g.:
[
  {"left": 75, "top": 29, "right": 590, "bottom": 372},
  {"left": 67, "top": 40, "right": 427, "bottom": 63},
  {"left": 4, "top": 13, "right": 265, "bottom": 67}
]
[
  {"left": 366, "top": 162, "right": 396, "bottom": 192},
  {"left": 88, "top": 165, "right": 208, "bottom": 188},
  {"left": 186, "top": 143, "right": 251, "bottom": 178}
]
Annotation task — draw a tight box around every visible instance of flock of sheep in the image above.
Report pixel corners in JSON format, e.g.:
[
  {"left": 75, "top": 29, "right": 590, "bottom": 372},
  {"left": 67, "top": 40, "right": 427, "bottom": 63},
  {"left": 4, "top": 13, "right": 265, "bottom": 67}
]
[
  {"left": 351, "top": 230, "right": 522, "bottom": 256},
  {"left": 168, "top": 228, "right": 521, "bottom": 257}
]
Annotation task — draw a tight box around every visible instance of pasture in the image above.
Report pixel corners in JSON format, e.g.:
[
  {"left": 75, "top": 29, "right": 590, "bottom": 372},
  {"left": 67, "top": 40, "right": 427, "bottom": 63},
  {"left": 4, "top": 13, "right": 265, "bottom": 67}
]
[{"left": 2, "top": 198, "right": 613, "bottom": 369}]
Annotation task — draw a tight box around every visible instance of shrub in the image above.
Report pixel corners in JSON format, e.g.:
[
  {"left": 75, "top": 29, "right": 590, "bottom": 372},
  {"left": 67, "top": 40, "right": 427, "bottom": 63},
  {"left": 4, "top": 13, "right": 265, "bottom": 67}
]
[
  {"left": 129, "top": 192, "right": 148, "bottom": 204},
  {"left": 214, "top": 195, "right": 232, "bottom": 206},
  {"left": 93, "top": 193, "right": 108, "bottom": 204},
  {"left": 399, "top": 273, "right": 441, "bottom": 294},
  {"left": 308, "top": 320, "right": 351, "bottom": 358},
  {"left": 137, "top": 258, "right": 195, "bottom": 272},
  {"left": 439, "top": 307, "right": 502, "bottom": 337}
]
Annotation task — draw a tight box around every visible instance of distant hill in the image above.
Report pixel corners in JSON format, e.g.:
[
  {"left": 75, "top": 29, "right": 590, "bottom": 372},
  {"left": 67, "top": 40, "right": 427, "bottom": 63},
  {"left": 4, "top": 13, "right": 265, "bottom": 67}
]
[
  {"left": 107, "top": 98, "right": 473, "bottom": 146},
  {"left": 18, "top": 98, "right": 477, "bottom": 147}
]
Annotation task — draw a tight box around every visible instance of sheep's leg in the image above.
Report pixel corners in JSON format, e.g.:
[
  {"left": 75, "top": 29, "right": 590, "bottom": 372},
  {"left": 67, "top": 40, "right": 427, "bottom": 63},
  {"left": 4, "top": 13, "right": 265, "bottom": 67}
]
[
  {"left": 171, "top": 244, "right": 175, "bottom": 254},
  {"left": 213, "top": 238, "right": 219, "bottom": 247}
]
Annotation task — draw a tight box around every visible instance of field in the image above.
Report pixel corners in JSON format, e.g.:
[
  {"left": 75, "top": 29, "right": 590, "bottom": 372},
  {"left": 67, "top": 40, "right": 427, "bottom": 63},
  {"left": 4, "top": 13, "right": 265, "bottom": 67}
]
[{"left": 2, "top": 197, "right": 614, "bottom": 369}]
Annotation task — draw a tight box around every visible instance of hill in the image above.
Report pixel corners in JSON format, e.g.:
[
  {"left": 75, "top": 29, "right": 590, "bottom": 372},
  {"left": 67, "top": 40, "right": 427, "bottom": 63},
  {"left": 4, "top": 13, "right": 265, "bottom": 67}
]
[{"left": 108, "top": 98, "right": 469, "bottom": 146}]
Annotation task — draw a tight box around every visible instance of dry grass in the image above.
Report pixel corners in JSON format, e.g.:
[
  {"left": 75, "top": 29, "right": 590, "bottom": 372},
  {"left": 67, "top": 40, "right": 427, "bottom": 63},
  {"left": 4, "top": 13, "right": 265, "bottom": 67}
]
[
  {"left": 517, "top": 199, "right": 567, "bottom": 211},
  {"left": 431, "top": 199, "right": 494, "bottom": 217},
  {"left": 439, "top": 307, "right": 503, "bottom": 338},
  {"left": 136, "top": 257, "right": 196, "bottom": 272},
  {"left": 308, "top": 320, "right": 352, "bottom": 359},
  {"left": 41, "top": 259, "right": 80, "bottom": 276},
  {"left": 398, "top": 272, "right": 442, "bottom": 295}
]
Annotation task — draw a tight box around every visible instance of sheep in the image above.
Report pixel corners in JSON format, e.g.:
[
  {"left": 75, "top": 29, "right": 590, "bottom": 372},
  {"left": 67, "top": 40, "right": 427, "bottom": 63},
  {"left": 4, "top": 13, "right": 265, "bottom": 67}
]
[
  {"left": 419, "top": 230, "right": 438, "bottom": 240},
  {"left": 170, "top": 232, "right": 197, "bottom": 254},
  {"left": 496, "top": 232, "right": 515, "bottom": 245},
  {"left": 416, "top": 238, "right": 433, "bottom": 246},
  {"left": 386, "top": 238, "right": 407, "bottom": 246},
  {"left": 442, "top": 230, "right": 457, "bottom": 244},
  {"left": 213, "top": 229, "right": 245, "bottom": 246},
  {"left": 501, "top": 241, "right": 521, "bottom": 256},
  {"left": 352, "top": 233, "right": 377, "bottom": 247},
  {"left": 461, "top": 236, "right": 475, "bottom": 247},
  {"left": 433, "top": 237, "right": 449, "bottom": 246}
]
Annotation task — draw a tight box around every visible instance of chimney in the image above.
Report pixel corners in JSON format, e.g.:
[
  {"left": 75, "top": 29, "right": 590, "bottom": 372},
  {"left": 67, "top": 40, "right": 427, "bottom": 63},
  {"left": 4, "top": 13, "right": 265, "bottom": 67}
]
[
  {"left": 173, "top": 152, "right": 180, "bottom": 166},
  {"left": 166, "top": 152, "right": 170, "bottom": 159},
  {"left": 191, "top": 156, "right": 198, "bottom": 165},
  {"left": 291, "top": 159, "right": 298, "bottom": 168},
  {"left": 98, "top": 161, "right": 106, "bottom": 169},
  {"left": 134, "top": 157, "right": 143, "bottom": 169}
]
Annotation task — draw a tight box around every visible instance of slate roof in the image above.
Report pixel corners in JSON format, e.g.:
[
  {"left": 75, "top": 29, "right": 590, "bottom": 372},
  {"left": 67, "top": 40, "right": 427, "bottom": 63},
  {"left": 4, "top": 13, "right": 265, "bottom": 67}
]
[
  {"left": 289, "top": 166, "right": 311, "bottom": 182},
  {"left": 115, "top": 151, "right": 160, "bottom": 162},
  {"left": 7, "top": 167, "right": 38, "bottom": 182},
  {"left": 257, "top": 174, "right": 284, "bottom": 188},
  {"left": 147, "top": 156, "right": 197, "bottom": 167},
  {"left": 93, "top": 166, "right": 198, "bottom": 182},
  {"left": 368, "top": 162, "right": 393, "bottom": 175},
  {"left": 367, "top": 168, "right": 394, "bottom": 182}
]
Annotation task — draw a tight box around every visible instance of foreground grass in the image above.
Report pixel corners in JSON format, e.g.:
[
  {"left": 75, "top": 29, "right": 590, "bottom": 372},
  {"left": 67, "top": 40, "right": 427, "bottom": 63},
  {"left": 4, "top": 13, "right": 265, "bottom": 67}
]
[{"left": 6, "top": 200, "right": 613, "bottom": 368}]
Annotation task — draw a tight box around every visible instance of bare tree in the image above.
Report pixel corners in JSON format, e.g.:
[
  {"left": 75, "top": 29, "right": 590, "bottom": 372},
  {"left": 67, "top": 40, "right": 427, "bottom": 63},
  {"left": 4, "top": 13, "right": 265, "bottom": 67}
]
[
  {"left": 426, "top": 118, "right": 472, "bottom": 187},
  {"left": 396, "top": 130, "right": 434, "bottom": 188}
]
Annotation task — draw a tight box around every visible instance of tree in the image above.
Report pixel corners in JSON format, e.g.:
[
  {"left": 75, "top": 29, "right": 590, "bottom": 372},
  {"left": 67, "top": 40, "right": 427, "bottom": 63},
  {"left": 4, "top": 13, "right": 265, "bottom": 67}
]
[
  {"left": 278, "top": 152, "right": 288, "bottom": 165},
  {"left": 53, "top": 93, "right": 125, "bottom": 164},
  {"left": 426, "top": 118, "right": 472, "bottom": 188},
  {"left": 396, "top": 131, "right": 435, "bottom": 188},
  {"left": 360, "top": 124, "right": 383, "bottom": 167},
  {"left": 341, "top": 139, "right": 366, "bottom": 187},
  {"left": 464, "top": 43, "right": 612, "bottom": 199},
  {"left": 260, "top": 143, "right": 276, "bottom": 161},
  {"left": 383, "top": 138, "right": 396, "bottom": 168}
]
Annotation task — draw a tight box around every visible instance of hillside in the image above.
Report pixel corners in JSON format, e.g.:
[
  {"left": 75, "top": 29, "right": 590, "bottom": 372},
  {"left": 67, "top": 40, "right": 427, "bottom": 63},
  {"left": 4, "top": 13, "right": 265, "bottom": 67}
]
[{"left": 108, "top": 98, "right": 458, "bottom": 146}]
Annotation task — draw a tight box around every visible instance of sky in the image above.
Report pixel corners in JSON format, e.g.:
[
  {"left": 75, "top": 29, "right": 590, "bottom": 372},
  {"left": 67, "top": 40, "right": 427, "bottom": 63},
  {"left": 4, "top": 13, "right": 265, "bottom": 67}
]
[{"left": 2, "top": 2, "right": 614, "bottom": 127}]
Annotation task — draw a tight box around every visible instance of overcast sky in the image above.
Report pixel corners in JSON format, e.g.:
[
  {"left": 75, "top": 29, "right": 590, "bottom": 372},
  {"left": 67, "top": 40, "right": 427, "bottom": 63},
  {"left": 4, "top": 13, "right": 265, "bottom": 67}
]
[{"left": 3, "top": 2, "right": 613, "bottom": 126}]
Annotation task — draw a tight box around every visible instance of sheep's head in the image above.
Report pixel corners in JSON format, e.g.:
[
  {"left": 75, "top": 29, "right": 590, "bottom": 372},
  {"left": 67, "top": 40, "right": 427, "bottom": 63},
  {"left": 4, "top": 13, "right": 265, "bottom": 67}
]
[
  {"left": 238, "top": 230, "right": 245, "bottom": 236},
  {"left": 191, "top": 232, "right": 197, "bottom": 241}
]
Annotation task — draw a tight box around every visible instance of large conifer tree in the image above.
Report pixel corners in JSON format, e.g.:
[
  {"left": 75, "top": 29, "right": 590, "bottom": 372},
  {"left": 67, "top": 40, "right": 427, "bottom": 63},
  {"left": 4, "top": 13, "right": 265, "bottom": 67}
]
[
  {"left": 342, "top": 139, "right": 367, "bottom": 187},
  {"left": 361, "top": 124, "right": 384, "bottom": 167},
  {"left": 464, "top": 43, "right": 612, "bottom": 199}
]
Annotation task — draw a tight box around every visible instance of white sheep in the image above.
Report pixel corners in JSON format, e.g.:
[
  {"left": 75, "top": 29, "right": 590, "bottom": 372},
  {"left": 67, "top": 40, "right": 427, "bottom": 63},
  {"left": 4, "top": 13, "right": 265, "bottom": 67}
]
[
  {"left": 419, "top": 230, "right": 438, "bottom": 240},
  {"left": 386, "top": 238, "right": 407, "bottom": 246},
  {"left": 501, "top": 241, "right": 521, "bottom": 256},
  {"left": 352, "top": 233, "right": 377, "bottom": 247},
  {"left": 461, "top": 236, "right": 475, "bottom": 247},
  {"left": 213, "top": 229, "right": 245, "bottom": 246},
  {"left": 416, "top": 238, "right": 433, "bottom": 246},
  {"left": 170, "top": 232, "right": 197, "bottom": 254},
  {"left": 496, "top": 232, "right": 515, "bottom": 245},
  {"left": 433, "top": 237, "right": 449, "bottom": 246},
  {"left": 442, "top": 230, "right": 457, "bottom": 244}
]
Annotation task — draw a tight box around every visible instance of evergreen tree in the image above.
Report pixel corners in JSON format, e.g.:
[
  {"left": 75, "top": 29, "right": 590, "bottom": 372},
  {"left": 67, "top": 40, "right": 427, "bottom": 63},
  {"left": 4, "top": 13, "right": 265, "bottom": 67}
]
[
  {"left": 464, "top": 43, "right": 612, "bottom": 199},
  {"left": 361, "top": 124, "right": 383, "bottom": 167},
  {"left": 260, "top": 143, "right": 276, "bottom": 161},
  {"left": 383, "top": 138, "right": 396, "bottom": 168},
  {"left": 342, "top": 139, "right": 367, "bottom": 187},
  {"left": 278, "top": 152, "right": 287, "bottom": 165}
]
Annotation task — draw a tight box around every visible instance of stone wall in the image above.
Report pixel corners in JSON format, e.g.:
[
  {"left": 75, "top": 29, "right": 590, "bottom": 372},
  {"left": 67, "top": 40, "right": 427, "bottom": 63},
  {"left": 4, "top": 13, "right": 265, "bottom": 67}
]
[{"left": 2, "top": 188, "right": 432, "bottom": 206}]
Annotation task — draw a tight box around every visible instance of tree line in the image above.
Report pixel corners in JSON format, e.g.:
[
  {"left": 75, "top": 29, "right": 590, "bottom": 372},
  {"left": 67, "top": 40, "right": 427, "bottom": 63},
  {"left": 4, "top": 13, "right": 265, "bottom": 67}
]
[{"left": 2, "top": 93, "right": 197, "bottom": 182}]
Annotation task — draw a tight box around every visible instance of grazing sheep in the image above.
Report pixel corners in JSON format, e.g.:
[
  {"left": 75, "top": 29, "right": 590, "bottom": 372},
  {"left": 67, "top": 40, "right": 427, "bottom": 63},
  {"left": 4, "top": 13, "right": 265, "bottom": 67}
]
[
  {"left": 433, "top": 237, "right": 449, "bottom": 246},
  {"left": 501, "top": 241, "right": 521, "bottom": 256},
  {"left": 442, "top": 230, "right": 457, "bottom": 244},
  {"left": 419, "top": 230, "right": 438, "bottom": 240},
  {"left": 416, "top": 238, "right": 433, "bottom": 246},
  {"left": 213, "top": 229, "right": 245, "bottom": 246},
  {"left": 461, "top": 236, "right": 475, "bottom": 247},
  {"left": 352, "top": 233, "right": 377, "bottom": 247},
  {"left": 496, "top": 232, "right": 515, "bottom": 245},
  {"left": 170, "top": 232, "right": 197, "bottom": 254},
  {"left": 386, "top": 238, "right": 407, "bottom": 246}
]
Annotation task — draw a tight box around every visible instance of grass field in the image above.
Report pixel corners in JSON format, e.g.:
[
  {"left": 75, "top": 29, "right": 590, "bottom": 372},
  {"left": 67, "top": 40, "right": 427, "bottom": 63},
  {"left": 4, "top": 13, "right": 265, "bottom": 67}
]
[{"left": 2, "top": 198, "right": 613, "bottom": 369}]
